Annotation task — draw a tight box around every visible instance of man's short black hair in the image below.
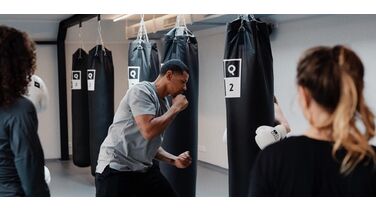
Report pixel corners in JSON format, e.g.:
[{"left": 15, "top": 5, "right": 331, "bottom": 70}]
[{"left": 160, "top": 59, "right": 189, "bottom": 75}]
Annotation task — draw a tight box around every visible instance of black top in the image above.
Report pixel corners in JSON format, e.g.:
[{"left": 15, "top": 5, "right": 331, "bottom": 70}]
[
  {"left": 0, "top": 97, "right": 50, "bottom": 196},
  {"left": 249, "top": 135, "right": 376, "bottom": 196}
]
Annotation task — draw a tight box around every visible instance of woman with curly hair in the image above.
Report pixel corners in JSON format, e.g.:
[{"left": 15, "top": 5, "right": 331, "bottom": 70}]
[
  {"left": 249, "top": 45, "right": 376, "bottom": 196},
  {"left": 0, "top": 25, "right": 50, "bottom": 196}
]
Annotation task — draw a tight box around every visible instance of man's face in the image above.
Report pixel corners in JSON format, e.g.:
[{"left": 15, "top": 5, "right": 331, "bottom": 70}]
[{"left": 167, "top": 71, "right": 189, "bottom": 97}]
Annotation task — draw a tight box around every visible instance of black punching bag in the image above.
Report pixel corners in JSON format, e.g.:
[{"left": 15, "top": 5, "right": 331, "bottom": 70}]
[
  {"left": 87, "top": 45, "right": 114, "bottom": 176},
  {"left": 150, "top": 42, "right": 160, "bottom": 80},
  {"left": 128, "top": 40, "right": 160, "bottom": 85},
  {"left": 160, "top": 27, "right": 198, "bottom": 197},
  {"left": 223, "top": 18, "right": 274, "bottom": 196},
  {"left": 71, "top": 48, "right": 91, "bottom": 167}
]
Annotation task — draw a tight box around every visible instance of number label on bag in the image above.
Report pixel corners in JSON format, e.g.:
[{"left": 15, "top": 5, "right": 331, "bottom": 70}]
[
  {"left": 128, "top": 66, "right": 140, "bottom": 88},
  {"left": 72, "top": 70, "right": 81, "bottom": 90},
  {"left": 87, "top": 69, "right": 96, "bottom": 91},
  {"left": 223, "top": 59, "right": 241, "bottom": 98}
]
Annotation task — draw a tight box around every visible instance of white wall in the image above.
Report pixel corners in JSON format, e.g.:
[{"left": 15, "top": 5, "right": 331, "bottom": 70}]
[
  {"left": 35, "top": 45, "right": 61, "bottom": 159},
  {"left": 195, "top": 27, "right": 228, "bottom": 168},
  {"left": 1, "top": 19, "right": 60, "bottom": 41},
  {"left": 65, "top": 18, "right": 129, "bottom": 154},
  {"left": 195, "top": 14, "right": 376, "bottom": 168}
]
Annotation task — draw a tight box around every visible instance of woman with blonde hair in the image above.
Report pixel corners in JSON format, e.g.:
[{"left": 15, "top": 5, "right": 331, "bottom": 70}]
[{"left": 249, "top": 45, "right": 376, "bottom": 196}]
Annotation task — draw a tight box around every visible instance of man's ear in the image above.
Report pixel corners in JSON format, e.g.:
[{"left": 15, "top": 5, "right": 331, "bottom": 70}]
[{"left": 165, "top": 70, "right": 173, "bottom": 80}]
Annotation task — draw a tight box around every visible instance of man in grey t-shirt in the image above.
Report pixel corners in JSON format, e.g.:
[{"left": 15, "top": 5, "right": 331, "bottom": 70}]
[{"left": 95, "top": 59, "right": 192, "bottom": 196}]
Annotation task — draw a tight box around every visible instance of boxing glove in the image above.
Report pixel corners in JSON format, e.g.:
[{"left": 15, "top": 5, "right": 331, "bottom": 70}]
[
  {"left": 24, "top": 75, "right": 49, "bottom": 113},
  {"left": 255, "top": 124, "right": 287, "bottom": 150}
]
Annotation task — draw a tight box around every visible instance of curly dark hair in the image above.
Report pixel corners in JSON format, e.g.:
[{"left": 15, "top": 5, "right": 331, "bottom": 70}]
[{"left": 0, "top": 25, "right": 36, "bottom": 107}]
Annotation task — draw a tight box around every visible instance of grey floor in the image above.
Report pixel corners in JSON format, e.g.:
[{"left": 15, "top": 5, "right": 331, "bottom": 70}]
[{"left": 45, "top": 159, "right": 228, "bottom": 197}]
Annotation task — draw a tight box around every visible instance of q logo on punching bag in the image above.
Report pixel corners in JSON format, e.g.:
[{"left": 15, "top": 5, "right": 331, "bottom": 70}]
[
  {"left": 72, "top": 71, "right": 81, "bottom": 90},
  {"left": 223, "top": 59, "right": 241, "bottom": 98},
  {"left": 87, "top": 69, "right": 96, "bottom": 91},
  {"left": 128, "top": 66, "right": 140, "bottom": 88}
]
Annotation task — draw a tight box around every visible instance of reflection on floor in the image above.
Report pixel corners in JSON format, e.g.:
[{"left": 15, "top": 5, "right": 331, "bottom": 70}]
[{"left": 45, "top": 159, "right": 228, "bottom": 197}]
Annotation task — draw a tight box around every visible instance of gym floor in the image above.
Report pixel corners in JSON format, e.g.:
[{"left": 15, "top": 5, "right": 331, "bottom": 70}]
[{"left": 45, "top": 159, "right": 228, "bottom": 197}]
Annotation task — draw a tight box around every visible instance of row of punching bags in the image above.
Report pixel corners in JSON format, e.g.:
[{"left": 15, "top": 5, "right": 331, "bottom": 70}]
[
  {"left": 71, "top": 17, "right": 274, "bottom": 197},
  {"left": 126, "top": 17, "right": 274, "bottom": 197},
  {"left": 71, "top": 26, "right": 199, "bottom": 197}
]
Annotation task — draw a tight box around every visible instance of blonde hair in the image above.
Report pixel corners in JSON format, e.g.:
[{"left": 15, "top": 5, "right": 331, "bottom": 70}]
[{"left": 297, "top": 45, "right": 376, "bottom": 174}]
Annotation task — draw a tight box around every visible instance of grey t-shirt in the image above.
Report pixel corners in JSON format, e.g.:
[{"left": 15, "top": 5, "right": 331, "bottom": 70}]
[{"left": 96, "top": 81, "right": 169, "bottom": 173}]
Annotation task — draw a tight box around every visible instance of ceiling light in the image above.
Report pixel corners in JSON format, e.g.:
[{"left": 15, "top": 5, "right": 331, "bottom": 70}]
[{"left": 113, "top": 14, "right": 135, "bottom": 22}]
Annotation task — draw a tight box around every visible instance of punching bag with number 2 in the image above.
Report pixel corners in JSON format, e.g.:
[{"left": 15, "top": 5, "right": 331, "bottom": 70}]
[{"left": 223, "top": 18, "right": 274, "bottom": 196}]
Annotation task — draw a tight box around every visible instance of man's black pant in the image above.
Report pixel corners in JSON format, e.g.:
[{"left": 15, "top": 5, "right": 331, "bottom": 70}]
[{"left": 95, "top": 164, "right": 177, "bottom": 197}]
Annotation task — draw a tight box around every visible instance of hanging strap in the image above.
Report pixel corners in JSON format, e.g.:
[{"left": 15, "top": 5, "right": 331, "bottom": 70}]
[
  {"left": 78, "top": 20, "right": 85, "bottom": 58},
  {"left": 95, "top": 15, "right": 106, "bottom": 56},
  {"left": 175, "top": 15, "right": 192, "bottom": 37},
  {"left": 248, "top": 14, "right": 263, "bottom": 23},
  {"left": 175, "top": 14, "right": 188, "bottom": 28},
  {"left": 136, "top": 14, "right": 149, "bottom": 43},
  {"left": 237, "top": 14, "right": 248, "bottom": 21}
]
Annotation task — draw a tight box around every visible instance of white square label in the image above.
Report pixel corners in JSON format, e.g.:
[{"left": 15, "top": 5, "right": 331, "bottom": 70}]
[
  {"left": 224, "top": 78, "right": 241, "bottom": 98},
  {"left": 223, "top": 59, "right": 241, "bottom": 98},
  {"left": 87, "top": 69, "right": 96, "bottom": 91},
  {"left": 72, "top": 70, "right": 81, "bottom": 90},
  {"left": 128, "top": 66, "right": 140, "bottom": 88}
]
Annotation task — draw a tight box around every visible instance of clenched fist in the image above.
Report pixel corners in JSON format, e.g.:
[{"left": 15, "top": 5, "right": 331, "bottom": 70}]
[
  {"left": 174, "top": 151, "right": 192, "bottom": 168},
  {"left": 172, "top": 94, "right": 189, "bottom": 112}
]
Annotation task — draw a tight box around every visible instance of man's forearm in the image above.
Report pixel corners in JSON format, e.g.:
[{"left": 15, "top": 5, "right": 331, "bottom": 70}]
[
  {"left": 146, "top": 106, "right": 180, "bottom": 140},
  {"left": 155, "top": 147, "right": 177, "bottom": 165}
]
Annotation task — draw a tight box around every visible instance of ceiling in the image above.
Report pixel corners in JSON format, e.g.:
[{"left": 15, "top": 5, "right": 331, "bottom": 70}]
[
  {"left": 0, "top": 14, "right": 239, "bottom": 40},
  {"left": 0, "top": 14, "right": 72, "bottom": 21},
  {"left": 0, "top": 14, "right": 322, "bottom": 41},
  {"left": 0, "top": 14, "right": 73, "bottom": 41}
]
